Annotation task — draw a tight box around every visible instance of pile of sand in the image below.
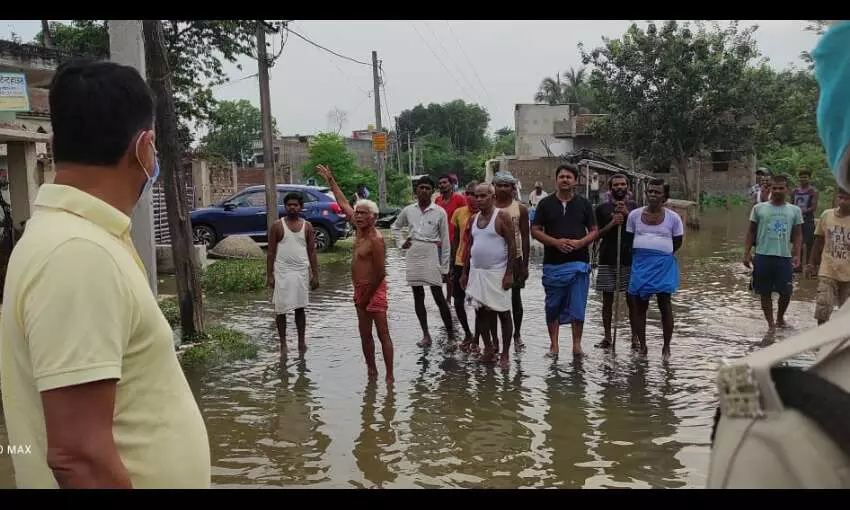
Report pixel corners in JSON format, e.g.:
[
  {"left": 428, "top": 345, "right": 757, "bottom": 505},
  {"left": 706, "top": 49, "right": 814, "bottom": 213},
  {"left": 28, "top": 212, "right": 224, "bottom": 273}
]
[{"left": 208, "top": 235, "right": 264, "bottom": 260}]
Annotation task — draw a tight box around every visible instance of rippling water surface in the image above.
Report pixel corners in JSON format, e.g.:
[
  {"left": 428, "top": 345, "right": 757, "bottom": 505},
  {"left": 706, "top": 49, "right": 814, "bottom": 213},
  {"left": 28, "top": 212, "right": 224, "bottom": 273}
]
[{"left": 0, "top": 207, "right": 820, "bottom": 488}]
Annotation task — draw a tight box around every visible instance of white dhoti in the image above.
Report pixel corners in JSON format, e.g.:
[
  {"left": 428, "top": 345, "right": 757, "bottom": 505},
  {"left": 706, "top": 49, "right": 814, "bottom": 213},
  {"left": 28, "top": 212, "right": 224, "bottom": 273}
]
[
  {"left": 273, "top": 270, "right": 309, "bottom": 315},
  {"left": 465, "top": 267, "right": 511, "bottom": 312},
  {"left": 405, "top": 240, "right": 443, "bottom": 287}
]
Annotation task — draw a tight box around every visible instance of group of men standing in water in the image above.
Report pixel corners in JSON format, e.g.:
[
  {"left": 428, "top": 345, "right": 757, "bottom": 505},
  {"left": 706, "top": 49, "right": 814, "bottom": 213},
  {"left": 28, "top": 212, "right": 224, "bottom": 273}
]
[{"left": 268, "top": 162, "right": 687, "bottom": 381}]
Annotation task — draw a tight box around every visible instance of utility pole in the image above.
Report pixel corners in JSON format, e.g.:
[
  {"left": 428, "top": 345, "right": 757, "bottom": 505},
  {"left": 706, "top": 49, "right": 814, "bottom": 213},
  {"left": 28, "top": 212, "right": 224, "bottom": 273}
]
[
  {"left": 257, "top": 21, "right": 278, "bottom": 233},
  {"left": 109, "top": 20, "right": 157, "bottom": 295},
  {"left": 394, "top": 116, "right": 403, "bottom": 175},
  {"left": 371, "top": 50, "right": 387, "bottom": 209}
]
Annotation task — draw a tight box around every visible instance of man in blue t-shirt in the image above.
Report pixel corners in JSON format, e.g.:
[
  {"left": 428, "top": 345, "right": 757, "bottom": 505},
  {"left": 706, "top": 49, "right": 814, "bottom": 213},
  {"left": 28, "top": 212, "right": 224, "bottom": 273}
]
[{"left": 743, "top": 174, "right": 803, "bottom": 341}]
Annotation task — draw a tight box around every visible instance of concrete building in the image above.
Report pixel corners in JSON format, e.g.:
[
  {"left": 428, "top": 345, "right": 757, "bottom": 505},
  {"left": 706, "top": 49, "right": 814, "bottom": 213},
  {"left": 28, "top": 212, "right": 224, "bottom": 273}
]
[
  {"left": 246, "top": 130, "right": 383, "bottom": 185},
  {"left": 0, "top": 40, "right": 58, "bottom": 232},
  {"left": 511, "top": 103, "right": 756, "bottom": 198}
]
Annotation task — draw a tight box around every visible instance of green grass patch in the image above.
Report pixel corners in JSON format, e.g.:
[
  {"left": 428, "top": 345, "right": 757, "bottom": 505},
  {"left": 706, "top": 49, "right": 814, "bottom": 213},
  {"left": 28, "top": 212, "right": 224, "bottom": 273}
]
[
  {"left": 202, "top": 258, "right": 266, "bottom": 294},
  {"left": 201, "top": 240, "right": 356, "bottom": 294},
  {"left": 180, "top": 325, "right": 259, "bottom": 370},
  {"left": 700, "top": 194, "right": 750, "bottom": 209},
  {"left": 158, "top": 297, "right": 180, "bottom": 327}
]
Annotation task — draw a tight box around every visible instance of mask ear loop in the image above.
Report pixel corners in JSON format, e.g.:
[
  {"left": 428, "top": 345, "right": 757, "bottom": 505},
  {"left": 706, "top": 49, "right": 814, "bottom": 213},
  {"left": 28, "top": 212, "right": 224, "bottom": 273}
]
[{"left": 134, "top": 132, "right": 153, "bottom": 180}]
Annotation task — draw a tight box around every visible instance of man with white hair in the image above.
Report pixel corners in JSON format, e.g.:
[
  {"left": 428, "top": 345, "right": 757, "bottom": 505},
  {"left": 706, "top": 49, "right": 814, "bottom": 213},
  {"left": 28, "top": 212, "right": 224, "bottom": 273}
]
[{"left": 316, "top": 165, "right": 395, "bottom": 383}]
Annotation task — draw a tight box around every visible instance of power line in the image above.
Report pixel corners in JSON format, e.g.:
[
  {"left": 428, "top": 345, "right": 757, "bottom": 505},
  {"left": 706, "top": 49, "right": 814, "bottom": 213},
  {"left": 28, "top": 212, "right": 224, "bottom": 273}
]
[
  {"left": 444, "top": 20, "right": 494, "bottom": 106},
  {"left": 284, "top": 25, "right": 371, "bottom": 67},
  {"left": 409, "top": 22, "right": 477, "bottom": 103},
  {"left": 422, "top": 21, "right": 484, "bottom": 105}
]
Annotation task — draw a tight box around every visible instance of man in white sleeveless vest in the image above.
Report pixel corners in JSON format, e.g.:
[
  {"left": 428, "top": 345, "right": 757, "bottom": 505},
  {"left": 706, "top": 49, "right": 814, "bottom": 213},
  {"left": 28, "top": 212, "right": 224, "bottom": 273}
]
[
  {"left": 461, "top": 183, "right": 517, "bottom": 368},
  {"left": 492, "top": 171, "right": 530, "bottom": 352},
  {"left": 266, "top": 192, "right": 319, "bottom": 355},
  {"left": 707, "top": 20, "right": 850, "bottom": 488}
]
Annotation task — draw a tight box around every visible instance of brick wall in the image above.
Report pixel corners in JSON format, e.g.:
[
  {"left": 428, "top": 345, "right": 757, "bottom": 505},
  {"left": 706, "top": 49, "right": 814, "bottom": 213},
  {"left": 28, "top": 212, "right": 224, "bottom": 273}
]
[
  {"left": 209, "top": 161, "right": 236, "bottom": 204},
  {"left": 649, "top": 154, "right": 753, "bottom": 198}
]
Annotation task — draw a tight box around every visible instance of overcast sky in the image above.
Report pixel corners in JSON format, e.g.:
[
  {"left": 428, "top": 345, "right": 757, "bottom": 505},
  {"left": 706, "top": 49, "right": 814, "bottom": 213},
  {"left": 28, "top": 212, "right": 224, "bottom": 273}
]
[{"left": 3, "top": 20, "right": 821, "bottom": 139}]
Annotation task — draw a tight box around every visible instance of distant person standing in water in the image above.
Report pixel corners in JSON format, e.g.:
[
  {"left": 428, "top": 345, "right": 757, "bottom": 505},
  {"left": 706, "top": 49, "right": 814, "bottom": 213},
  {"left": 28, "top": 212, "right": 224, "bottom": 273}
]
[
  {"left": 626, "top": 179, "right": 684, "bottom": 360},
  {"left": 451, "top": 181, "right": 479, "bottom": 346},
  {"left": 267, "top": 193, "right": 320, "bottom": 355},
  {"left": 317, "top": 165, "right": 394, "bottom": 383},
  {"left": 531, "top": 164, "right": 598, "bottom": 357},
  {"left": 793, "top": 168, "right": 819, "bottom": 267},
  {"left": 462, "top": 183, "right": 517, "bottom": 367},
  {"left": 744, "top": 174, "right": 803, "bottom": 341},
  {"left": 435, "top": 173, "right": 468, "bottom": 304},
  {"left": 807, "top": 186, "right": 850, "bottom": 325},
  {"left": 391, "top": 175, "right": 455, "bottom": 347},
  {"left": 594, "top": 173, "right": 639, "bottom": 350},
  {"left": 492, "top": 171, "right": 530, "bottom": 351}
]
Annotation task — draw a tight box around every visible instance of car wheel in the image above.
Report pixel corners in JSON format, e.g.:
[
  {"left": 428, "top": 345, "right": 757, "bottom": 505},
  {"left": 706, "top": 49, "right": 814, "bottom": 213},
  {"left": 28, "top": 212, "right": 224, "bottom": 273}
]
[
  {"left": 193, "top": 224, "right": 217, "bottom": 248},
  {"left": 313, "top": 225, "right": 331, "bottom": 253}
]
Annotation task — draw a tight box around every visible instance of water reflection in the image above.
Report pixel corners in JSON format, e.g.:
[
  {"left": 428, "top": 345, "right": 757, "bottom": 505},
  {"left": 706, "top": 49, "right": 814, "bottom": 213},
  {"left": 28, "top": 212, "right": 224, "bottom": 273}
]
[
  {"left": 592, "top": 357, "right": 685, "bottom": 488},
  {"left": 353, "top": 381, "right": 398, "bottom": 488},
  {"left": 267, "top": 357, "right": 332, "bottom": 485},
  {"left": 543, "top": 359, "right": 595, "bottom": 488}
]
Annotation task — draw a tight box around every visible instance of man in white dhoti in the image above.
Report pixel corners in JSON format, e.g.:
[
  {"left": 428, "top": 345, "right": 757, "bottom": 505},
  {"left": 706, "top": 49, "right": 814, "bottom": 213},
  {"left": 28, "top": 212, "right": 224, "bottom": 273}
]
[
  {"left": 461, "top": 183, "right": 516, "bottom": 368},
  {"left": 391, "top": 175, "right": 455, "bottom": 347},
  {"left": 266, "top": 192, "right": 319, "bottom": 355}
]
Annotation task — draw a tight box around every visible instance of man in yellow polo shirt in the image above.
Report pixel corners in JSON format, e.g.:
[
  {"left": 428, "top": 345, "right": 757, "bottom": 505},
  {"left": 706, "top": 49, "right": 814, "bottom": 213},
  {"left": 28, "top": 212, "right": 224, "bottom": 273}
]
[{"left": 0, "top": 59, "right": 210, "bottom": 488}]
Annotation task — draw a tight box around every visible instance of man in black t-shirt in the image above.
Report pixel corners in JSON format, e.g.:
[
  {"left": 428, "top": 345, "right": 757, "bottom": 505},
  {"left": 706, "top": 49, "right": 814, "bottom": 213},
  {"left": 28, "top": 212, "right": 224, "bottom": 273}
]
[
  {"left": 531, "top": 164, "right": 598, "bottom": 357},
  {"left": 593, "top": 173, "right": 638, "bottom": 350}
]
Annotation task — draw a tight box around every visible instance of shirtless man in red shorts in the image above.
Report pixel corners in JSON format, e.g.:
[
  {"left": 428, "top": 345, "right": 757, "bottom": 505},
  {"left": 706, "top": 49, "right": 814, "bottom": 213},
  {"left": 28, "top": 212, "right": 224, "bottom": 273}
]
[{"left": 316, "top": 164, "right": 394, "bottom": 383}]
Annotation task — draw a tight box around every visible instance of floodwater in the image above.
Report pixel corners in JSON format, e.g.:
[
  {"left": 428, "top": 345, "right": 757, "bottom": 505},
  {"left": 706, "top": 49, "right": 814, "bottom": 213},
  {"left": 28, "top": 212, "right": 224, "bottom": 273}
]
[{"left": 0, "top": 206, "right": 821, "bottom": 489}]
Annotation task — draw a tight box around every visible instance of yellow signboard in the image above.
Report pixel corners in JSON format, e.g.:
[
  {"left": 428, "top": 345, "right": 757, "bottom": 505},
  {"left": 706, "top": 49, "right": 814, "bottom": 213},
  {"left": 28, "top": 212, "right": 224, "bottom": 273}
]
[
  {"left": 0, "top": 73, "right": 30, "bottom": 112},
  {"left": 372, "top": 133, "right": 387, "bottom": 152}
]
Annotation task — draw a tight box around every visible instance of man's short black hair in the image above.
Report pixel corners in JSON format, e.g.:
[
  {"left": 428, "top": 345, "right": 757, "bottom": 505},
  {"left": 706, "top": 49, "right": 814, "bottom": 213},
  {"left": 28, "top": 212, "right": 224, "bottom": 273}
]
[
  {"left": 438, "top": 174, "right": 452, "bottom": 182},
  {"left": 283, "top": 192, "right": 304, "bottom": 206},
  {"left": 609, "top": 173, "right": 629, "bottom": 187},
  {"left": 555, "top": 164, "right": 578, "bottom": 180},
  {"left": 417, "top": 175, "right": 435, "bottom": 188},
  {"left": 647, "top": 178, "right": 671, "bottom": 199},
  {"left": 49, "top": 58, "right": 155, "bottom": 166},
  {"left": 798, "top": 168, "right": 813, "bottom": 177},
  {"left": 772, "top": 174, "right": 789, "bottom": 186}
]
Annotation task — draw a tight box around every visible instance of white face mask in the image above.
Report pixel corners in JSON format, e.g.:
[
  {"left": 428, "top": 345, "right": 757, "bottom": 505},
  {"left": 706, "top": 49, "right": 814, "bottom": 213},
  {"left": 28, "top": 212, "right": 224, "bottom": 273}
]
[{"left": 134, "top": 133, "right": 160, "bottom": 201}]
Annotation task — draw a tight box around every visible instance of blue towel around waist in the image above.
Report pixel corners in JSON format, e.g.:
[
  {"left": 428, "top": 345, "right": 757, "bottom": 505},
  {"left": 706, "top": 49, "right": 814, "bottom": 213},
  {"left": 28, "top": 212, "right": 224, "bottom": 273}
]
[
  {"left": 628, "top": 248, "right": 680, "bottom": 300},
  {"left": 542, "top": 261, "right": 591, "bottom": 324}
]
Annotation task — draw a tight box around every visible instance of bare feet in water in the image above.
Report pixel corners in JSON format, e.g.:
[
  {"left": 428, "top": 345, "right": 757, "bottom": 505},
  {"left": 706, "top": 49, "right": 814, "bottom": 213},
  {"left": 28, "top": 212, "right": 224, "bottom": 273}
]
[
  {"left": 499, "top": 353, "right": 510, "bottom": 369},
  {"left": 514, "top": 336, "right": 525, "bottom": 352},
  {"left": 662, "top": 345, "right": 671, "bottom": 361},
  {"left": 417, "top": 336, "right": 433, "bottom": 348}
]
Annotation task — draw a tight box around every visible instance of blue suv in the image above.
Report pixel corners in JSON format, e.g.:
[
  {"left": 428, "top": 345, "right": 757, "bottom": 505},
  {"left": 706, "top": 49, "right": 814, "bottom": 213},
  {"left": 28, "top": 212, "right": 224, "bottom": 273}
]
[{"left": 190, "top": 184, "right": 351, "bottom": 252}]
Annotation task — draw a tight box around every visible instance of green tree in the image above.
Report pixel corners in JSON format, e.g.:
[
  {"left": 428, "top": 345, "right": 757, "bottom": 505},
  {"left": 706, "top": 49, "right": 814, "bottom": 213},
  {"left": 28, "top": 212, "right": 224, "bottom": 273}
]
[
  {"left": 35, "top": 20, "right": 284, "bottom": 148},
  {"left": 201, "top": 99, "right": 277, "bottom": 165},
  {"left": 397, "top": 100, "right": 490, "bottom": 154},
  {"left": 580, "top": 20, "right": 765, "bottom": 199},
  {"left": 533, "top": 67, "right": 599, "bottom": 114},
  {"left": 491, "top": 127, "right": 516, "bottom": 156},
  {"left": 303, "top": 133, "right": 411, "bottom": 207}
]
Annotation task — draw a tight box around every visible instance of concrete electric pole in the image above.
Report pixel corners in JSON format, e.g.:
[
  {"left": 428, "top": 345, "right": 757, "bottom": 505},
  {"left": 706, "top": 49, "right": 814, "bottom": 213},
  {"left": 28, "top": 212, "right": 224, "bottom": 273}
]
[
  {"left": 257, "top": 21, "right": 278, "bottom": 234},
  {"left": 371, "top": 50, "right": 387, "bottom": 209},
  {"left": 109, "top": 20, "right": 157, "bottom": 295}
]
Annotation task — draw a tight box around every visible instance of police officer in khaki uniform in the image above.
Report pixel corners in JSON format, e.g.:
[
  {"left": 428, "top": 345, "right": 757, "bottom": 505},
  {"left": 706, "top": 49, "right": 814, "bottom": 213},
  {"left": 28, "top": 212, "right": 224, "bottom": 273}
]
[{"left": 708, "top": 19, "right": 850, "bottom": 489}]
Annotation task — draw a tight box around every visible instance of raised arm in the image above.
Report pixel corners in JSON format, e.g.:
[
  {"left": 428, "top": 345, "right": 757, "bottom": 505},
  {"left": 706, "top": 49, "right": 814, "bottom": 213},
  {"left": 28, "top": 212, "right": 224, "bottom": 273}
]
[{"left": 315, "top": 164, "right": 355, "bottom": 219}]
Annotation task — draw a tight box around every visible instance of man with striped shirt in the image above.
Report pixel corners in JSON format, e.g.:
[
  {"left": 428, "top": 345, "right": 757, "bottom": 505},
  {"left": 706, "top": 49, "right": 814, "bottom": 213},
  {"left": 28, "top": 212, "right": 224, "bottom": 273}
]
[{"left": 594, "top": 173, "right": 638, "bottom": 350}]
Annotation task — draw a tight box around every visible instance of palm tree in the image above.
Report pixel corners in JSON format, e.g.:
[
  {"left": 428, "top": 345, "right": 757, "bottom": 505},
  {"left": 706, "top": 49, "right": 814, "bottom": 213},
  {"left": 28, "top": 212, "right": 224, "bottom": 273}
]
[{"left": 534, "top": 67, "right": 598, "bottom": 114}]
